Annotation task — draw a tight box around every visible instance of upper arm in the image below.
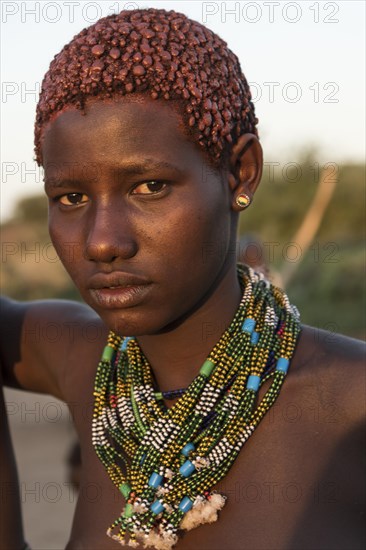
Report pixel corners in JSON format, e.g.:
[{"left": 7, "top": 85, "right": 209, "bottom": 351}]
[
  {"left": 0, "top": 368, "right": 25, "bottom": 549},
  {"left": 0, "top": 296, "right": 28, "bottom": 388},
  {"left": 296, "top": 325, "right": 366, "bottom": 424},
  {"left": 0, "top": 296, "right": 106, "bottom": 400}
]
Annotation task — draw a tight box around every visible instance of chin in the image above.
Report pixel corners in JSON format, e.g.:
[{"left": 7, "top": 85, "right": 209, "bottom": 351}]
[{"left": 95, "top": 308, "right": 160, "bottom": 337}]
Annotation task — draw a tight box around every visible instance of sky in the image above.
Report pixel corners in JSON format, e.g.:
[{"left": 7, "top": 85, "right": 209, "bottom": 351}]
[{"left": 1, "top": 0, "right": 365, "bottom": 221}]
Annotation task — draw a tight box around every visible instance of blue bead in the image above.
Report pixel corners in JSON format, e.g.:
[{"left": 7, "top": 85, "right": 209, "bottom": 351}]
[
  {"left": 181, "top": 443, "right": 195, "bottom": 457},
  {"left": 242, "top": 318, "right": 256, "bottom": 334},
  {"left": 121, "top": 337, "right": 132, "bottom": 351},
  {"left": 140, "top": 453, "right": 146, "bottom": 465},
  {"left": 251, "top": 331, "right": 260, "bottom": 344},
  {"left": 148, "top": 472, "right": 163, "bottom": 488},
  {"left": 276, "top": 357, "right": 290, "bottom": 374},
  {"left": 179, "top": 460, "right": 196, "bottom": 477},
  {"left": 150, "top": 500, "right": 164, "bottom": 515},
  {"left": 179, "top": 496, "right": 194, "bottom": 513},
  {"left": 246, "top": 374, "right": 261, "bottom": 392}
]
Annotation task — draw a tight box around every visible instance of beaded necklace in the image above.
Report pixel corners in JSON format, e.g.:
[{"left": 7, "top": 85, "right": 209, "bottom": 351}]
[{"left": 92, "top": 265, "right": 301, "bottom": 549}]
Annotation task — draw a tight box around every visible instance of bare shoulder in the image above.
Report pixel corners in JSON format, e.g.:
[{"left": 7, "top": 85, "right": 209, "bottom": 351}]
[
  {"left": 289, "top": 324, "right": 365, "bottom": 423},
  {"left": 1, "top": 297, "right": 108, "bottom": 400},
  {"left": 294, "top": 324, "right": 365, "bottom": 372}
]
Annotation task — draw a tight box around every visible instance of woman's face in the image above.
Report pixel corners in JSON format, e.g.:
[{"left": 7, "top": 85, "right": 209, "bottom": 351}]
[{"left": 42, "top": 97, "right": 238, "bottom": 336}]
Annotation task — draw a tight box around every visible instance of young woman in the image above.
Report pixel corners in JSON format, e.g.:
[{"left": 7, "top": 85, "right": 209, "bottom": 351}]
[{"left": 3, "top": 7, "right": 364, "bottom": 550}]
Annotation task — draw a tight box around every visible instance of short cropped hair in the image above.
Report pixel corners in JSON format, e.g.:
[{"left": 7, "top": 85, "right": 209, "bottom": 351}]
[{"left": 35, "top": 8, "right": 258, "bottom": 168}]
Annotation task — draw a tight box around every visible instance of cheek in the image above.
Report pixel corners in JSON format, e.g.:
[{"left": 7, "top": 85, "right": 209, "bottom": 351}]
[
  {"left": 146, "top": 191, "right": 232, "bottom": 281},
  {"left": 184, "top": 189, "right": 230, "bottom": 256},
  {"left": 48, "top": 216, "right": 63, "bottom": 259},
  {"left": 48, "top": 213, "right": 84, "bottom": 279}
]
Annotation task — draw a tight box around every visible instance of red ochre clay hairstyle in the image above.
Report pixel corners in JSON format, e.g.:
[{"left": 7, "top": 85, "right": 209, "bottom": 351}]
[{"left": 34, "top": 7, "right": 258, "bottom": 168}]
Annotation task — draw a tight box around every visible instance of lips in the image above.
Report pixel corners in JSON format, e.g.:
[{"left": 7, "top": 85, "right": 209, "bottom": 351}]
[
  {"left": 88, "top": 272, "right": 152, "bottom": 309},
  {"left": 88, "top": 271, "right": 151, "bottom": 290}
]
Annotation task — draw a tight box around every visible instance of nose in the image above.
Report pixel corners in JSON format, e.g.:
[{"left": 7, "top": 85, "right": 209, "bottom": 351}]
[{"left": 85, "top": 203, "right": 138, "bottom": 264}]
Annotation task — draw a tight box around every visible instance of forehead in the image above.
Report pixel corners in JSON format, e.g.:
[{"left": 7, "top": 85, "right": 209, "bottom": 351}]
[{"left": 41, "top": 96, "right": 201, "bottom": 170}]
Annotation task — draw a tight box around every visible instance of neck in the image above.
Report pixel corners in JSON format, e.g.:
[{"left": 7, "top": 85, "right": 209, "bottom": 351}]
[{"left": 136, "top": 262, "right": 242, "bottom": 392}]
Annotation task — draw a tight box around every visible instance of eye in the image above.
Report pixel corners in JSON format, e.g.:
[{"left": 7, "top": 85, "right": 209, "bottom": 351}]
[
  {"left": 58, "top": 193, "right": 89, "bottom": 206},
  {"left": 131, "top": 181, "right": 167, "bottom": 195}
]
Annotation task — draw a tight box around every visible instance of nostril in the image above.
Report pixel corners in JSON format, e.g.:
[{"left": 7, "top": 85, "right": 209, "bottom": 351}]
[{"left": 85, "top": 241, "right": 137, "bottom": 263}]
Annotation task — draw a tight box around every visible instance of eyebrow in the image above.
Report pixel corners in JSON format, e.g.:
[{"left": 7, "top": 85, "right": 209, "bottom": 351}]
[
  {"left": 44, "top": 158, "right": 187, "bottom": 189},
  {"left": 44, "top": 158, "right": 187, "bottom": 188},
  {"left": 122, "top": 159, "right": 187, "bottom": 176}
]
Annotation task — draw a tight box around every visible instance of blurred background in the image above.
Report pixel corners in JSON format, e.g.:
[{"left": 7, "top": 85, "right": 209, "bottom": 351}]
[
  {"left": 2, "top": 151, "right": 364, "bottom": 338},
  {"left": 1, "top": 1, "right": 365, "bottom": 548}
]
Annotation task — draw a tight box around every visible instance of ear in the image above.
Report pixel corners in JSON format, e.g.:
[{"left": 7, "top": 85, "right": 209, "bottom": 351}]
[{"left": 227, "top": 133, "right": 263, "bottom": 212}]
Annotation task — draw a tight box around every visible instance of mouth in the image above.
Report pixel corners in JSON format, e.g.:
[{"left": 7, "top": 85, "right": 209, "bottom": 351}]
[
  {"left": 88, "top": 272, "right": 152, "bottom": 309},
  {"left": 89, "top": 285, "right": 152, "bottom": 309}
]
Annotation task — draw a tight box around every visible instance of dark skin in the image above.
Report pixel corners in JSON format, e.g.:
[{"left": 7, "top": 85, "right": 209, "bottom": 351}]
[
  {"left": 1, "top": 97, "right": 365, "bottom": 549},
  {"left": 43, "top": 97, "right": 262, "bottom": 392},
  {"left": 0, "top": 369, "right": 25, "bottom": 550},
  {"left": 1, "top": 300, "right": 365, "bottom": 550}
]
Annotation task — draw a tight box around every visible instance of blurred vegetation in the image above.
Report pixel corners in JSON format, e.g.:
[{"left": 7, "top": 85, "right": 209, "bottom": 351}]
[
  {"left": 0, "top": 153, "right": 365, "bottom": 338},
  {"left": 1, "top": 194, "right": 82, "bottom": 302},
  {"left": 239, "top": 152, "right": 365, "bottom": 339}
]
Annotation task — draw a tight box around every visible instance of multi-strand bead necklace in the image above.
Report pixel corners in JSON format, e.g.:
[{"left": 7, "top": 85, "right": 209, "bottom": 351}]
[{"left": 92, "top": 265, "right": 301, "bottom": 549}]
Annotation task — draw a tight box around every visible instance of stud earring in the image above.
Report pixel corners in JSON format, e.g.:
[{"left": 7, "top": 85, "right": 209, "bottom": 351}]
[{"left": 235, "top": 194, "right": 251, "bottom": 209}]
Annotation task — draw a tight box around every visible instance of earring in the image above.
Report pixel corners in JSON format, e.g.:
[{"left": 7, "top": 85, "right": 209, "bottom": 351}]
[{"left": 235, "top": 194, "right": 251, "bottom": 209}]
